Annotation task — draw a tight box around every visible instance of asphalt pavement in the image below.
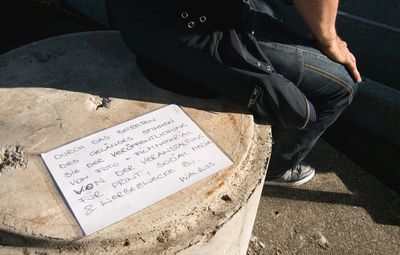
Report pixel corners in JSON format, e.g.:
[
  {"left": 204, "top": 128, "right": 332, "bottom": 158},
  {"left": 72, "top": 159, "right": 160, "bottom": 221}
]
[{"left": 250, "top": 139, "right": 400, "bottom": 255}]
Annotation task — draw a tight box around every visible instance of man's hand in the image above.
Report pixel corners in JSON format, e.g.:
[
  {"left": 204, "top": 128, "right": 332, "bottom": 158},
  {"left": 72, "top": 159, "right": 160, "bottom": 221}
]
[
  {"left": 293, "top": 0, "right": 362, "bottom": 83},
  {"left": 317, "top": 36, "right": 362, "bottom": 83}
]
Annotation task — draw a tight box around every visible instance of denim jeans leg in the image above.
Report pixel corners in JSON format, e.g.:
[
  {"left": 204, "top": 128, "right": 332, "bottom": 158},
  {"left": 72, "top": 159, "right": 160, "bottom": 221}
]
[
  {"left": 255, "top": 40, "right": 358, "bottom": 177},
  {"left": 250, "top": 1, "right": 359, "bottom": 176}
]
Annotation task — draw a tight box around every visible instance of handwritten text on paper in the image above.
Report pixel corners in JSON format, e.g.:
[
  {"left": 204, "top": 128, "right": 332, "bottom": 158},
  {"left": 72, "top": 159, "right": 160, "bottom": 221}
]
[{"left": 41, "top": 105, "right": 233, "bottom": 235}]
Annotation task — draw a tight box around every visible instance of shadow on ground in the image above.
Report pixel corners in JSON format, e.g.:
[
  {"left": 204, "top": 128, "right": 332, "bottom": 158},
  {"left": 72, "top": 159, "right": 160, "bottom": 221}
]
[{"left": 262, "top": 139, "right": 400, "bottom": 227}]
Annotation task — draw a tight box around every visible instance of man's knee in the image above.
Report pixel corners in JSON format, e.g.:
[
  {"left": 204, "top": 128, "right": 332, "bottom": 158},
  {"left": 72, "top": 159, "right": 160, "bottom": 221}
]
[
  {"left": 300, "top": 48, "right": 358, "bottom": 108},
  {"left": 325, "top": 62, "right": 357, "bottom": 105}
]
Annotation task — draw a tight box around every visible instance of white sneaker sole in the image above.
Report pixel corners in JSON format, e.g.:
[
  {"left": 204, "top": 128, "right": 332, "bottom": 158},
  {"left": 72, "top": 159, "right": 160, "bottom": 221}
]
[{"left": 264, "top": 169, "right": 315, "bottom": 187}]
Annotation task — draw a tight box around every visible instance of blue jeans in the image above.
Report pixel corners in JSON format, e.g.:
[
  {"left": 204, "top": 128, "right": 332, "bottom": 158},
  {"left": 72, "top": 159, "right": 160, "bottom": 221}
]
[{"left": 253, "top": 0, "right": 358, "bottom": 176}]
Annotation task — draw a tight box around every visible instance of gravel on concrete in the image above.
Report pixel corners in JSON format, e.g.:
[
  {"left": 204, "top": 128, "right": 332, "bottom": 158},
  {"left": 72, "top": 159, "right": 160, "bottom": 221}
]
[{"left": 251, "top": 139, "right": 400, "bottom": 255}]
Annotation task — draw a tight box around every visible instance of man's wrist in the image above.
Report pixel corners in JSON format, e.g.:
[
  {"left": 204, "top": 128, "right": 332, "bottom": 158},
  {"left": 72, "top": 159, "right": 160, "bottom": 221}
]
[{"left": 314, "top": 31, "right": 338, "bottom": 47}]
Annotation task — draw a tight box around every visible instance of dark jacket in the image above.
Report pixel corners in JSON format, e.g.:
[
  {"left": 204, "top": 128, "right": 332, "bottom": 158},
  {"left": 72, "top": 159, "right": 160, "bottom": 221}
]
[{"left": 107, "top": 0, "right": 316, "bottom": 129}]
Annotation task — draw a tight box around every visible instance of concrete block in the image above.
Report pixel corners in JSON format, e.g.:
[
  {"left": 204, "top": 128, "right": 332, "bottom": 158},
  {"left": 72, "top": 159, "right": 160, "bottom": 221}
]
[{"left": 0, "top": 31, "right": 272, "bottom": 254}]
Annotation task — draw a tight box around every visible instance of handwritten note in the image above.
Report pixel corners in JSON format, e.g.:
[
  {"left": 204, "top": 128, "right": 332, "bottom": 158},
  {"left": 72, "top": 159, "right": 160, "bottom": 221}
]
[{"left": 41, "top": 105, "right": 233, "bottom": 235}]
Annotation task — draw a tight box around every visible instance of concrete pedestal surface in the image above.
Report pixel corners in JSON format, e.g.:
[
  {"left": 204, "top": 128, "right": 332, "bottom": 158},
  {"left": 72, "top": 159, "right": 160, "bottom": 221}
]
[{"left": 0, "top": 32, "right": 271, "bottom": 254}]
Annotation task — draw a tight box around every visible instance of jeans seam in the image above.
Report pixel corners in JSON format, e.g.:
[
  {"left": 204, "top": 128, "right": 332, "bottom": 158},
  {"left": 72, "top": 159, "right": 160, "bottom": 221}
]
[
  {"left": 300, "top": 94, "right": 311, "bottom": 129},
  {"left": 303, "top": 64, "right": 354, "bottom": 103},
  {"left": 296, "top": 48, "right": 305, "bottom": 87}
]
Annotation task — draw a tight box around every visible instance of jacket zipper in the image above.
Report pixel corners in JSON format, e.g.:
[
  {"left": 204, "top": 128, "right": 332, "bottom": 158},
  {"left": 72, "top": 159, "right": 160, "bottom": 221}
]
[{"left": 247, "top": 86, "right": 262, "bottom": 108}]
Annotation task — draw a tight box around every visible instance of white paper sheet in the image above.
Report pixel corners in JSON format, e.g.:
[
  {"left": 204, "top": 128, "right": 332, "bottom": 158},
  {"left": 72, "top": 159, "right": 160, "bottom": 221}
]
[{"left": 41, "top": 104, "right": 233, "bottom": 235}]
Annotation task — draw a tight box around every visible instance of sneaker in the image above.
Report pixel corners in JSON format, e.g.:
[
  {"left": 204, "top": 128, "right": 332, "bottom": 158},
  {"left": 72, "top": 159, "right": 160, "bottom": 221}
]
[{"left": 265, "top": 162, "right": 315, "bottom": 187}]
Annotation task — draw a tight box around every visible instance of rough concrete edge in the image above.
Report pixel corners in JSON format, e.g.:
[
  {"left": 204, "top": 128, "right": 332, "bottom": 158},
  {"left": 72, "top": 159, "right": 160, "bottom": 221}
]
[
  {"left": 177, "top": 179, "right": 266, "bottom": 255},
  {"left": 175, "top": 124, "right": 271, "bottom": 255}
]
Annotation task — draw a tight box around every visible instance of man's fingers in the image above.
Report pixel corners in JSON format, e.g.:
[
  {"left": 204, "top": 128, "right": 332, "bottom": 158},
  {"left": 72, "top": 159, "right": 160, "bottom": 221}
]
[
  {"left": 353, "top": 69, "right": 362, "bottom": 83},
  {"left": 346, "top": 60, "right": 362, "bottom": 83},
  {"left": 344, "top": 50, "right": 361, "bottom": 83},
  {"left": 349, "top": 52, "right": 356, "bottom": 63},
  {"left": 349, "top": 52, "right": 361, "bottom": 83}
]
